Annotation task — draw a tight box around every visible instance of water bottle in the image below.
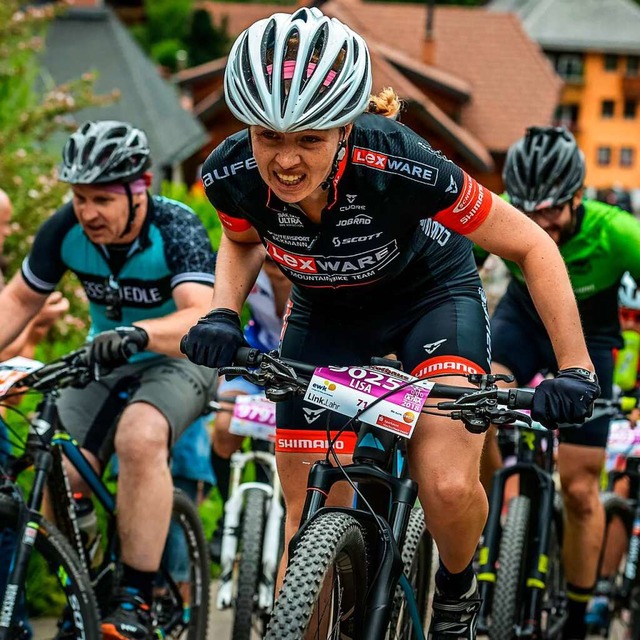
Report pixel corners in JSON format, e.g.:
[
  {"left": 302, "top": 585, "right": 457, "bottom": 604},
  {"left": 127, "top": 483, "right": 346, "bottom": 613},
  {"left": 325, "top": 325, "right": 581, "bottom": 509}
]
[
  {"left": 614, "top": 330, "right": 640, "bottom": 391},
  {"left": 73, "top": 494, "right": 103, "bottom": 568}
]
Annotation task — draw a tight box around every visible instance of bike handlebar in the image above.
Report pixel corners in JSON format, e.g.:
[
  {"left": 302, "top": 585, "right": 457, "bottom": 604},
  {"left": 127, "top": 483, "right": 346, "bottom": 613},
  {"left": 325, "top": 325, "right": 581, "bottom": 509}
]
[{"left": 220, "top": 348, "right": 537, "bottom": 434}]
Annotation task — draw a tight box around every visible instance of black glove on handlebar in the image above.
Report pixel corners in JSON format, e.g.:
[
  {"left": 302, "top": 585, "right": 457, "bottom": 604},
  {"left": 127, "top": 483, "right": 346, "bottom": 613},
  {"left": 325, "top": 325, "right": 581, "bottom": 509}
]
[
  {"left": 180, "top": 308, "right": 246, "bottom": 369},
  {"left": 89, "top": 326, "right": 149, "bottom": 368},
  {"left": 531, "top": 367, "right": 601, "bottom": 428}
]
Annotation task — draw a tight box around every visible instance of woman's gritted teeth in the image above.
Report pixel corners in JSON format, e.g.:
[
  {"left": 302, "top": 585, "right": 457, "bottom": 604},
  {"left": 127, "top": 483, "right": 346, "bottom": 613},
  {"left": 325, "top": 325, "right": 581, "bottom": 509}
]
[{"left": 274, "top": 172, "right": 305, "bottom": 187}]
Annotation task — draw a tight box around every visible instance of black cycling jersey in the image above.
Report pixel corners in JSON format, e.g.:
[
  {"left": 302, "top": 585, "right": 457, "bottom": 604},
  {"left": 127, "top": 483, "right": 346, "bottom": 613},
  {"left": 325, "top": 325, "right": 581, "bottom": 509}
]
[{"left": 202, "top": 112, "right": 493, "bottom": 305}]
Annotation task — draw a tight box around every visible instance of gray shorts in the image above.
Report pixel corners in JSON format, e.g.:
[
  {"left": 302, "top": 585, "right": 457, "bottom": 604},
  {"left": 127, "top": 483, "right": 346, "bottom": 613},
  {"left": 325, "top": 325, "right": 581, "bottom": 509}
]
[{"left": 56, "top": 356, "right": 215, "bottom": 462}]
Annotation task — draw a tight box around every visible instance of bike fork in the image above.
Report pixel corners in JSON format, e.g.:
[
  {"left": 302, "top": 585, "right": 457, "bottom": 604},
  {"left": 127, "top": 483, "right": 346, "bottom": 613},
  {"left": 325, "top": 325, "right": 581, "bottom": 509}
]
[
  {"left": 259, "top": 467, "right": 284, "bottom": 613},
  {"left": 0, "top": 451, "right": 51, "bottom": 639}
]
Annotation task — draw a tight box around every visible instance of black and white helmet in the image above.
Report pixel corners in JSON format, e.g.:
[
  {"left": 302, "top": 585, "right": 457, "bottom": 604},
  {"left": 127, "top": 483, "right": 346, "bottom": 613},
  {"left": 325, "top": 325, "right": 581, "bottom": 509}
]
[
  {"left": 619, "top": 272, "right": 640, "bottom": 310},
  {"left": 224, "top": 7, "right": 372, "bottom": 132},
  {"left": 503, "top": 126, "right": 585, "bottom": 213},
  {"left": 59, "top": 121, "right": 151, "bottom": 184}
]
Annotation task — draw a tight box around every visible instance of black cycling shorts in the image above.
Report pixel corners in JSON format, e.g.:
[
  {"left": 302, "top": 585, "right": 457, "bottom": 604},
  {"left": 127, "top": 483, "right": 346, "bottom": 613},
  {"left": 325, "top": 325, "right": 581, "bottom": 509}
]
[
  {"left": 275, "top": 282, "right": 492, "bottom": 451},
  {"left": 491, "top": 293, "right": 614, "bottom": 448}
]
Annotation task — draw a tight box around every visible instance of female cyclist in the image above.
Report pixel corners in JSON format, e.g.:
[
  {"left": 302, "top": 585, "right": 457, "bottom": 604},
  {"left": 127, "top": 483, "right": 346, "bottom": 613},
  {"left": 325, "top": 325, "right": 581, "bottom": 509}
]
[{"left": 182, "top": 8, "right": 599, "bottom": 637}]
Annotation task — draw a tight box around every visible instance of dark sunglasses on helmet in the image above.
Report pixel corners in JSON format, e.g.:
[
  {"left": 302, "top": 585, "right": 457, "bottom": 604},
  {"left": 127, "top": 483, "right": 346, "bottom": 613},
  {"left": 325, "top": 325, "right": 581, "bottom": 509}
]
[{"left": 519, "top": 204, "right": 566, "bottom": 220}]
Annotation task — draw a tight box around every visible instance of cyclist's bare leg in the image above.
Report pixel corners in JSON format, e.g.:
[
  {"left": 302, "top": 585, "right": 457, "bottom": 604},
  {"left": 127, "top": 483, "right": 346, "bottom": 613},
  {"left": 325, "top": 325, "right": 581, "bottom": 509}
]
[
  {"left": 557, "top": 443, "right": 606, "bottom": 587},
  {"left": 275, "top": 451, "right": 354, "bottom": 590},
  {"left": 114, "top": 401, "right": 173, "bottom": 571},
  {"left": 480, "top": 362, "right": 522, "bottom": 505},
  {"left": 408, "top": 374, "right": 487, "bottom": 573},
  {"left": 44, "top": 450, "right": 102, "bottom": 522},
  {"left": 600, "top": 476, "right": 630, "bottom": 576},
  {"left": 212, "top": 395, "right": 246, "bottom": 459},
  {"left": 480, "top": 362, "right": 517, "bottom": 495}
]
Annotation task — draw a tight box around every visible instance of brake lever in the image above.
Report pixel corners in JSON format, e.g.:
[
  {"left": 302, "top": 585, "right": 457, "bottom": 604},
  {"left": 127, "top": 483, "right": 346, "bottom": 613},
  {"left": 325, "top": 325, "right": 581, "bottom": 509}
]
[{"left": 486, "top": 408, "right": 532, "bottom": 426}]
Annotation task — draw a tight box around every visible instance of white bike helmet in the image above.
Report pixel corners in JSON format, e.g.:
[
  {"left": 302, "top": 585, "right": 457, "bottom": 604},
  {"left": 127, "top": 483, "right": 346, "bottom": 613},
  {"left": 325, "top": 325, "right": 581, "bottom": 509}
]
[
  {"left": 224, "top": 7, "right": 372, "bottom": 132},
  {"left": 619, "top": 272, "right": 640, "bottom": 310}
]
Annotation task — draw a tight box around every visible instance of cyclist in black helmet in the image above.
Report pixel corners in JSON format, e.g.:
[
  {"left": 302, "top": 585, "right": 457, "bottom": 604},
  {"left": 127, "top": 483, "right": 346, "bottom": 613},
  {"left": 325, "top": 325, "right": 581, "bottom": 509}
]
[
  {"left": 477, "top": 125, "right": 640, "bottom": 639},
  {"left": 0, "top": 120, "right": 217, "bottom": 639}
]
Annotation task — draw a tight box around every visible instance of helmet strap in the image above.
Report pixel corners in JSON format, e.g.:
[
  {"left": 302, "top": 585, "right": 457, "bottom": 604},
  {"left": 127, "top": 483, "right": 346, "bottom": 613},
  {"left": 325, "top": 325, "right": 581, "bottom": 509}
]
[
  {"left": 120, "top": 182, "right": 140, "bottom": 238},
  {"left": 320, "top": 128, "right": 347, "bottom": 191}
]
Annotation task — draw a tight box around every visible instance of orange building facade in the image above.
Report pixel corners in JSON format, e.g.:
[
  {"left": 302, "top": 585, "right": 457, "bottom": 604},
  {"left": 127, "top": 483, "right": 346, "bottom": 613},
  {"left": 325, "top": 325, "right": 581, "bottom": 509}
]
[{"left": 553, "top": 51, "right": 640, "bottom": 190}]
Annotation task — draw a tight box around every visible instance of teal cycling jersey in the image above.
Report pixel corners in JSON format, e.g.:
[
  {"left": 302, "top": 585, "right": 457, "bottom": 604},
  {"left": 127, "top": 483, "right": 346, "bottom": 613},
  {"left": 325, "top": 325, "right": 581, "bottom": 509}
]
[
  {"left": 22, "top": 195, "right": 216, "bottom": 360},
  {"left": 476, "top": 199, "right": 640, "bottom": 343}
]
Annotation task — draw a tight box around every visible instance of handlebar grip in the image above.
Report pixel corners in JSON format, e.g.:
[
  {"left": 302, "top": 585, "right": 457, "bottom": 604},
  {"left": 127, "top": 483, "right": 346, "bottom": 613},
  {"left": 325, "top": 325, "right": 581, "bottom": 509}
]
[
  {"left": 503, "top": 387, "right": 535, "bottom": 409},
  {"left": 233, "top": 347, "right": 262, "bottom": 367}
]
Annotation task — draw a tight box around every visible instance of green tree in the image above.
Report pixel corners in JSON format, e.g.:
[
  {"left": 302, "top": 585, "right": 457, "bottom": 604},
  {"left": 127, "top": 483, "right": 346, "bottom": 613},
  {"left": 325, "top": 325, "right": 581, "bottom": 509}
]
[
  {"left": 185, "top": 9, "right": 232, "bottom": 67},
  {"left": 0, "top": 0, "right": 114, "bottom": 346},
  {"left": 132, "top": 0, "right": 231, "bottom": 71}
]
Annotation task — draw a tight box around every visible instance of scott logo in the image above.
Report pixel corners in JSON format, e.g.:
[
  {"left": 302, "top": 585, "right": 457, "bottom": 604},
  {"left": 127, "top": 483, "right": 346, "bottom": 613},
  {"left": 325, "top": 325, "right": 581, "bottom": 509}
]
[{"left": 202, "top": 157, "right": 257, "bottom": 186}]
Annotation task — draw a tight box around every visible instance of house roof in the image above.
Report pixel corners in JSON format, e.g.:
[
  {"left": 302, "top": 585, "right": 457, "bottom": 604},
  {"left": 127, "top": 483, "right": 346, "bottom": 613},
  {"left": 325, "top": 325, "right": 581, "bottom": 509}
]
[
  {"left": 329, "top": 0, "right": 562, "bottom": 152},
  {"left": 488, "top": 0, "right": 640, "bottom": 54},
  {"left": 41, "top": 5, "right": 208, "bottom": 169},
  {"left": 196, "top": 0, "right": 560, "bottom": 155}
]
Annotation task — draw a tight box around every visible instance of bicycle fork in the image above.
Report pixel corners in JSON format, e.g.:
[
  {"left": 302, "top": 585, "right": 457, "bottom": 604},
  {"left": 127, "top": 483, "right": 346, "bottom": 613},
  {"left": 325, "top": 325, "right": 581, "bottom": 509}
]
[
  {"left": 620, "top": 458, "right": 640, "bottom": 602},
  {"left": 217, "top": 450, "right": 282, "bottom": 614},
  {"left": 478, "top": 464, "right": 560, "bottom": 637}
]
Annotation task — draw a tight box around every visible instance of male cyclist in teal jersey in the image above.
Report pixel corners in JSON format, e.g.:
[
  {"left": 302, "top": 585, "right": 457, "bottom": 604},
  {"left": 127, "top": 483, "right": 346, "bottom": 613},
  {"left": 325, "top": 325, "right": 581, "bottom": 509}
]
[
  {"left": 478, "top": 126, "right": 640, "bottom": 639},
  {"left": 0, "top": 121, "right": 216, "bottom": 639}
]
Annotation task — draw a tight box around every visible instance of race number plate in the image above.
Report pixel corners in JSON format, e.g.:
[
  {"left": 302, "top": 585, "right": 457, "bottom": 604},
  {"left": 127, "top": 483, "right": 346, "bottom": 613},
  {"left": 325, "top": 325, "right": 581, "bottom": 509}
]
[
  {"left": 304, "top": 366, "right": 433, "bottom": 438},
  {"left": 0, "top": 356, "right": 43, "bottom": 396},
  {"left": 229, "top": 394, "right": 276, "bottom": 442}
]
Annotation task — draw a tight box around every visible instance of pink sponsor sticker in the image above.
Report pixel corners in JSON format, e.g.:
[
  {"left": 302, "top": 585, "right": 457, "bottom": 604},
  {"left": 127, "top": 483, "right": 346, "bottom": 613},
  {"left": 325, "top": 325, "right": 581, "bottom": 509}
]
[{"left": 304, "top": 366, "right": 433, "bottom": 438}]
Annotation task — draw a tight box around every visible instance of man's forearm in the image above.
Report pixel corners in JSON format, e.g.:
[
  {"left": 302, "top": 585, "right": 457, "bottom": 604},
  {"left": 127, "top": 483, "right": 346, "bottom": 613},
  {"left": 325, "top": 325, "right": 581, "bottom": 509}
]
[{"left": 135, "top": 307, "right": 208, "bottom": 358}]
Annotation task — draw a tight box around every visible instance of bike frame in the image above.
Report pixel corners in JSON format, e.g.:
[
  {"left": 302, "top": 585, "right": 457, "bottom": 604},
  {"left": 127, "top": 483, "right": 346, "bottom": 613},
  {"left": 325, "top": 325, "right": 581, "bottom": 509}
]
[
  {"left": 290, "top": 421, "right": 425, "bottom": 640},
  {"left": 217, "top": 446, "right": 285, "bottom": 614},
  {"left": 477, "top": 424, "right": 566, "bottom": 638},
  {"left": 0, "top": 391, "right": 197, "bottom": 638},
  {"left": 607, "top": 456, "right": 640, "bottom": 607}
]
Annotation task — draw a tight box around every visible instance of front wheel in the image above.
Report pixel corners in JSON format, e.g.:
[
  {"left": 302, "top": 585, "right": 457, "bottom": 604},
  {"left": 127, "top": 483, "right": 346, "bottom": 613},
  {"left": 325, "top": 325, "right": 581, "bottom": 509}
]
[
  {"left": 154, "top": 488, "right": 210, "bottom": 640},
  {"left": 232, "top": 488, "right": 267, "bottom": 640},
  {"left": 265, "top": 512, "right": 368, "bottom": 640},
  {"left": 387, "top": 508, "right": 433, "bottom": 639},
  {"left": 0, "top": 493, "right": 100, "bottom": 639},
  {"left": 490, "top": 495, "right": 531, "bottom": 640}
]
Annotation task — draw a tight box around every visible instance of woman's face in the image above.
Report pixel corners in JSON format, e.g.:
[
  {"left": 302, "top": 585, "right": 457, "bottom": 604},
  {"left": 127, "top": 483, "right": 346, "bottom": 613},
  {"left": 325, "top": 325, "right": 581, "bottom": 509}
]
[{"left": 250, "top": 126, "right": 347, "bottom": 203}]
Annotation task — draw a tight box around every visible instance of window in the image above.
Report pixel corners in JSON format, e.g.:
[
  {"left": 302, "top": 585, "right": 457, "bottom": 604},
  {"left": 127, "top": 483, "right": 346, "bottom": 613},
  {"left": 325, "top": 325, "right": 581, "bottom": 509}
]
[
  {"left": 627, "top": 56, "right": 640, "bottom": 77},
  {"left": 555, "top": 54, "right": 584, "bottom": 82},
  {"left": 620, "top": 147, "right": 635, "bottom": 167},
  {"left": 624, "top": 99, "right": 637, "bottom": 119},
  {"left": 597, "top": 147, "right": 612, "bottom": 166},
  {"left": 553, "top": 104, "right": 580, "bottom": 129},
  {"left": 604, "top": 54, "right": 618, "bottom": 71},
  {"left": 601, "top": 100, "right": 615, "bottom": 118}
]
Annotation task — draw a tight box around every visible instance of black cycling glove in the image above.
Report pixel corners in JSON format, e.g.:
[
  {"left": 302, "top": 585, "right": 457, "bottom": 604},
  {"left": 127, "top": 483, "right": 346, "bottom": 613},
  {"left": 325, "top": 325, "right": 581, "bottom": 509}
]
[
  {"left": 180, "top": 308, "right": 246, "bottom": 369},
  {"left": 531, "top": 367, "right": 601, "bottom": 428},
  {"left": 90, "top": 326, "right": 149, "bottom": 368}
]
